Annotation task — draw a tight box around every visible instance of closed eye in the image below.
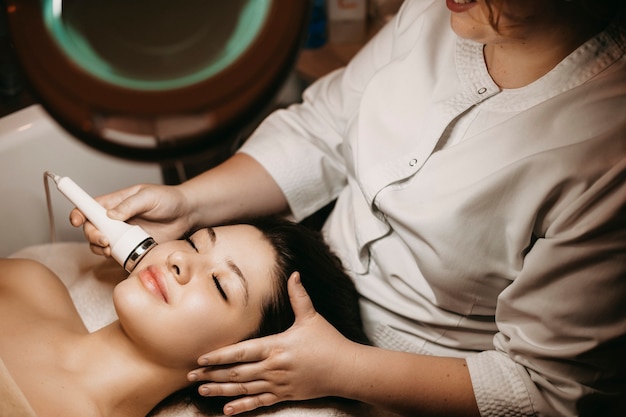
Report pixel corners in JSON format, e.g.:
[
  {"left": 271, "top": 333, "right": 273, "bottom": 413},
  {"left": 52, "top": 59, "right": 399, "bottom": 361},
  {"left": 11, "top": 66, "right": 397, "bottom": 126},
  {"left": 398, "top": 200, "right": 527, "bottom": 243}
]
[
  {"left": 213, "top": 274, "right": 228, "bottom": 301},
  {"left": 183, "top": 233, "right": 198, "bottom": 252}
]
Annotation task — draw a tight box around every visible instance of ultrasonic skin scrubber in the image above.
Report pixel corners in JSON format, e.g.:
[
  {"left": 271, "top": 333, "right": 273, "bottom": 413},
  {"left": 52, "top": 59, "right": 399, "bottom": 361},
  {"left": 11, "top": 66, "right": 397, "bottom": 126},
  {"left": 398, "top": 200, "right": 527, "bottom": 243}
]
[{"left": 47, "top": 172, "right": 157, "bottom": 272}]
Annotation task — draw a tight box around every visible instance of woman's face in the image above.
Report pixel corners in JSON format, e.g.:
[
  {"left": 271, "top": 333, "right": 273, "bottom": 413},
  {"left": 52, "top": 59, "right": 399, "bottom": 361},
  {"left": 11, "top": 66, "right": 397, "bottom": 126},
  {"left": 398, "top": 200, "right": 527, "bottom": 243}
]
[
  {"left": 113, "top": 224, "right": 277, "bottom": 368},
  {"left": 446, "top": 0, "right": 561, "bottom": 45}
]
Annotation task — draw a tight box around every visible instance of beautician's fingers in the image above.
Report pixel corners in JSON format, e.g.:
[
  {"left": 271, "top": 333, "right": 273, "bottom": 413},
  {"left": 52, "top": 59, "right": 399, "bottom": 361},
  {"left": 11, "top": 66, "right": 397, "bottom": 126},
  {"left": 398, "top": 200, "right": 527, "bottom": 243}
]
[
  {"left": 105, "top": 184, "right": 194, "bottom": 243},
  {"left": 194, "top": 274, "right": 304, "bottom": 366},
  {"left": 188, "top": 362, "right": 289, "bottom": 414},
  {"left": 70, "top": 208, "right": 111, "bottom": 255},
  {"left": 222, "top": 393, "right": 282, "bottom": 416},
  {"left": 68, "top": 185, "right": 139, "bottom": 227},
  {"left": 69, "top": 185, "right": 143, "bottom": 252},
  {"left": 83, "top": 221, "right": 112, "bottom": 257},
  {"left": 70, "top": 204, "right": 111, "bottom": 255},
  {"left": 69, "top": 207, "right": 87, "bottom": 227},
  {"left": 190, "top": 355, "right": 291, "bottom": 385},
  {"left": 195, "top": 336, "right": 274, "bottom": 368},
  {"left": 102, "top": 184, "right": 161, "bottom": 221},
  {"left": 287, "top": 272, "right": 317, "bottom": 321},
  {"left": 194, "top": 273, "right": 309, "bottom": 367},
  {"left": 70, "top": 208, "right": 110, "bottom": 256},
  {"left": 71, "top": 183, "right": 192, "bottom": 245},
  {"left": 191, "top": 366, "right": 294, "bottom": 415},
  {"left": 195, "top": 380, "right": 272, "bottom": 398},
  {"left": 189, "top": 271, "right": 361, "bottom": 414}
]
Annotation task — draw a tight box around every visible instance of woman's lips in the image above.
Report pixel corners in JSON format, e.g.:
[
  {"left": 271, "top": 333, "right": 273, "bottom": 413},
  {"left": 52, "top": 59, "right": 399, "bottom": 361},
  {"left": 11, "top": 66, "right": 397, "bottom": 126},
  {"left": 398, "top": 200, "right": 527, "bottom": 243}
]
[
  {"left": 446, "top": 0, "right": 478, "bottom": 13},
  {"left": 138, "top": 266, "right": 169, "bottom": 303}
]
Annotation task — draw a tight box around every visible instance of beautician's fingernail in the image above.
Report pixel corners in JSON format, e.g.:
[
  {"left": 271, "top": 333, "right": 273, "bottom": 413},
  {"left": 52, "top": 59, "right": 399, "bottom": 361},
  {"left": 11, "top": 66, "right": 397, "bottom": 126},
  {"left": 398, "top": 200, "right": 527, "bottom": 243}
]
[
  {"left": 98, "top": 237, "right": 109, "bottom": 247},
  {"left": 199, "top": 386, "right": 211, "bottom": 396},
  {"left": 224, "top": 406, "right": 234, "bottom": 415},
  {"left": 187, "top": 372, "right": 198, "bottom": 382},
  {"left": 198, "top": 358, "right": 209, "bottom": 366},
  {"left": 107, "top": 209, "right": 121, "bottom": 219}
]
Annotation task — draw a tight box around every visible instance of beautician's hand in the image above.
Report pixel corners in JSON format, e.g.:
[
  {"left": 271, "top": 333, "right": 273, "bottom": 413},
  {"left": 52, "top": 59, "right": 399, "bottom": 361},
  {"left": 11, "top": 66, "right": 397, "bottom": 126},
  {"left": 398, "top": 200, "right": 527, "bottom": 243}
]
[
  {"left": 70, "top": 184, "right": 194, "bottom": 256},
  {"left": 187, "top": 272, "right": 359, "bottom": 416}
]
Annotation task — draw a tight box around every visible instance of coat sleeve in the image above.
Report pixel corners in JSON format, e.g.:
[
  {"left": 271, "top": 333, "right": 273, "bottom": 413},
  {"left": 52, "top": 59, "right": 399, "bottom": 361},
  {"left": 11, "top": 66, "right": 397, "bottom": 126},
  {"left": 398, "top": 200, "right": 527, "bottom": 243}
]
[
  {"left": 467, "top": 157, "right": 626, "bottom": 417},
  {"left": 238, "top": 1, "right": 420, "bottom": 220}
]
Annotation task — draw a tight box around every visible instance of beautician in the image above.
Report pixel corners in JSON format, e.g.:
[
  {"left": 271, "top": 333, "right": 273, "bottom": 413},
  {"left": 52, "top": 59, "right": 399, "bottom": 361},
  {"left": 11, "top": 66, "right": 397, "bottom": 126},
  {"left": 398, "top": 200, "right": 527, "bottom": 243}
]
[{"left": 72, "top": 0, "right": 626, "bottom": 416}]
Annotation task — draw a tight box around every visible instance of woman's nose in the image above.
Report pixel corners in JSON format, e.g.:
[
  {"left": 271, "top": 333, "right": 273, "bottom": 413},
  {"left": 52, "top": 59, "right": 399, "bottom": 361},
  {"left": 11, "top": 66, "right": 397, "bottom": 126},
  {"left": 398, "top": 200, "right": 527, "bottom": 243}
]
[{"left": 167, "top": 251, "right": 192, "bottom": 285}]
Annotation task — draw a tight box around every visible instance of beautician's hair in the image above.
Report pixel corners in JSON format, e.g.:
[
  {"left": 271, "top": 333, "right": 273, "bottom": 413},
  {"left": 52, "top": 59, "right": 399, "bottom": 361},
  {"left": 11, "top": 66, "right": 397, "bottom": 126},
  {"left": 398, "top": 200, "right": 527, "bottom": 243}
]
[{"left": 243, "top": 216, "right": 370, "bottom": 346}]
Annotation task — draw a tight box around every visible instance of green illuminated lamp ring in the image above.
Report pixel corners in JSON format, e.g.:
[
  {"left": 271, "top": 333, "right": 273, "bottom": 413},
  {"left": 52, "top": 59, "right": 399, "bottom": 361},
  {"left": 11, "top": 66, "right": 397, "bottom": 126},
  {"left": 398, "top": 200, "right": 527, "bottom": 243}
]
[{"left": 43, "top": 0, "right": 270, "bottom": 91}]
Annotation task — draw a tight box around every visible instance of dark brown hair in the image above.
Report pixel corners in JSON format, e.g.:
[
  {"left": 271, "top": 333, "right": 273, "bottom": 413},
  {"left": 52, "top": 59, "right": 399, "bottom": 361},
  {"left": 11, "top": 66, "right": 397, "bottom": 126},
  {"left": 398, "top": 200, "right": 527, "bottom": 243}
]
[{"left": 244, "top": 216, "right": 370, "bottom": 346}]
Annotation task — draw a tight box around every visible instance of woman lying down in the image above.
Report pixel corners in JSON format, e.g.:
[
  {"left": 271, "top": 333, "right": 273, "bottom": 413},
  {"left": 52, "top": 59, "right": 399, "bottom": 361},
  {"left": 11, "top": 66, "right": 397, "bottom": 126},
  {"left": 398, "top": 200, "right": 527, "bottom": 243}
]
[{"left": 0, "top": 217, "right": 370, "bottom": 417}]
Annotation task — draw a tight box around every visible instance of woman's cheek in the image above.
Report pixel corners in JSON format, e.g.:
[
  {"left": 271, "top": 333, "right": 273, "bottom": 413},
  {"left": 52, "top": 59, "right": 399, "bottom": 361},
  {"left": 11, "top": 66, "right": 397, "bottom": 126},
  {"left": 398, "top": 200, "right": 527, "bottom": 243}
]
[{"left": 170, "top": 295, "right": 246, "bottom": 354}]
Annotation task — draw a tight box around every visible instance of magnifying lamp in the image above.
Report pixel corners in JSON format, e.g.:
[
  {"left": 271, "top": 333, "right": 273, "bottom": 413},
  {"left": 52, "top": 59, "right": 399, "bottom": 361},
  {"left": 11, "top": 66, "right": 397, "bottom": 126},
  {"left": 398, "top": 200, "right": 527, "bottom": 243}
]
[{"left": 5, "top": 0, "right": 310, "bottom": 162}]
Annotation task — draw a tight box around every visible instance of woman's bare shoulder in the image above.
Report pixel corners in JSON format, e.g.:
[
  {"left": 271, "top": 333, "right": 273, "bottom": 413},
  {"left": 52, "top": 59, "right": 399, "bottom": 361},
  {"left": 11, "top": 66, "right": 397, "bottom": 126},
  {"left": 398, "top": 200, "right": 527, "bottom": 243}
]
[
  {"left": 0, "top": 258, "right": 65, "bottom": 290},
  {"left": 0, "top": 258, "right": 81, "bottom": 323}
]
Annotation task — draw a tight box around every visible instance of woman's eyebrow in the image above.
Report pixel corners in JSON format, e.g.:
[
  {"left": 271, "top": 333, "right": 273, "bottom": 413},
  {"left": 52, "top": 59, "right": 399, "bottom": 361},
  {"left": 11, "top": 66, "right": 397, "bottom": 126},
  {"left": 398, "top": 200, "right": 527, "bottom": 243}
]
[
  {"left": 206, "top": 227, "right": 250, "bottom": 306},
  {"left": 226, "top": 259, "right": 250, "bottom": 306},
  {"left": 205, "top": 226, "right": 216, "bottom": 244}
]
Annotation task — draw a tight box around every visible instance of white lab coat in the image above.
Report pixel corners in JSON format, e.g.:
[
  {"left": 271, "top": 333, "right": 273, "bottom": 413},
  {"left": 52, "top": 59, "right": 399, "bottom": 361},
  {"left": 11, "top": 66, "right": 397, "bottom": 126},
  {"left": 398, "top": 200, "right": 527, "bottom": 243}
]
[{"left": 241, "top": 1, "right": 626, "bottom": 415}]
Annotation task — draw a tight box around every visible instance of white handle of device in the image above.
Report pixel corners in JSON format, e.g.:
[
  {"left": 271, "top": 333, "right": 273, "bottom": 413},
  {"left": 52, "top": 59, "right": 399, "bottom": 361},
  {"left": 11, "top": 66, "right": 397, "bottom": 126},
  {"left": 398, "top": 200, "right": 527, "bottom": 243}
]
[{"left": 53, "top": 174, "right": 156, "bottom": 272}]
